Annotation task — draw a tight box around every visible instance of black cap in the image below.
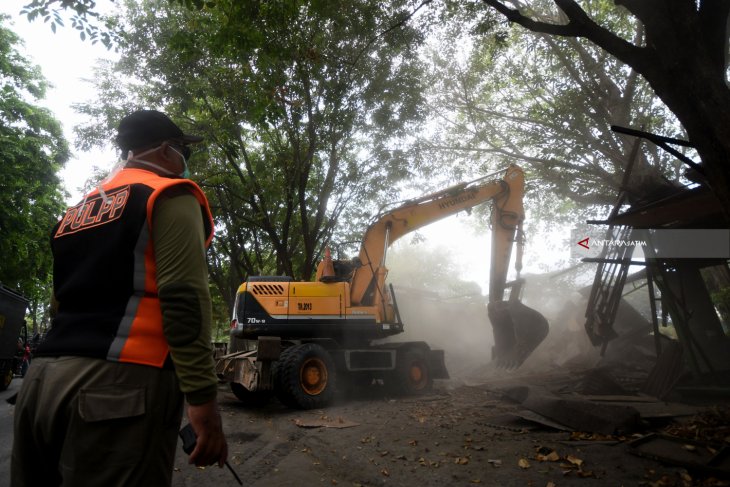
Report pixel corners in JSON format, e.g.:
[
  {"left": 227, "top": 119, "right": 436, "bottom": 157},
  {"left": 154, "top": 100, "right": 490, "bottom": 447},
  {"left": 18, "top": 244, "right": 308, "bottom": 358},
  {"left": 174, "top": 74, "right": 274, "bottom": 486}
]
[{"left": 116, "top": 109, "right": 203, "bottom": 153}]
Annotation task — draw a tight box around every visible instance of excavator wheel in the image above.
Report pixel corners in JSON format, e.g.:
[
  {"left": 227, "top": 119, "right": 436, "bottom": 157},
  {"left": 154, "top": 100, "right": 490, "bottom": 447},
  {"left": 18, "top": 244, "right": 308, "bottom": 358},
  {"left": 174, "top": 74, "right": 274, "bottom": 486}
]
[
  {"left": 229, "top": 383, "right": 273, "bottom": 407},
  {"left": 390, "top": 349, "right": 433, "bottom": 395},
  {"left": 488, "top": 300, "right": 549, "bottom": 369},
  {"left": 275, "top": 343, "right": 336, "bottom": 409}
]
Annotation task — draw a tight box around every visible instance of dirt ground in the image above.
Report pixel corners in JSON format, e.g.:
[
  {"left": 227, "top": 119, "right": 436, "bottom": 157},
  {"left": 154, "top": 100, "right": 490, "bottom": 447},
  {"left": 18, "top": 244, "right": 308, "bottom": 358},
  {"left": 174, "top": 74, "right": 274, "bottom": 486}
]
[{"left": 171, "top": 365, "right": 729, "bottom": 487}]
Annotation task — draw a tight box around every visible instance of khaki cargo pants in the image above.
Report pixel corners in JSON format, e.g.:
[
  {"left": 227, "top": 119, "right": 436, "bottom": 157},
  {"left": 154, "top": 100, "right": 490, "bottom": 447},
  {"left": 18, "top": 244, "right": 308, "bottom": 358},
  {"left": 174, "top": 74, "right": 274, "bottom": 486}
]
[{"left": 11, "top": 356, "right": 183, "bottom": 487}]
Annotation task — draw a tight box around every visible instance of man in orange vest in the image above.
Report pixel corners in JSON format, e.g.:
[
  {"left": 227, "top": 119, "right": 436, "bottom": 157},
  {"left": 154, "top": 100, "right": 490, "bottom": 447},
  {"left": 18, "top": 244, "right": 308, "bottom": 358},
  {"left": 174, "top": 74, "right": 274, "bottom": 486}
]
[{"left": 11, "top": 110, "right": 228, "bottom": 486}]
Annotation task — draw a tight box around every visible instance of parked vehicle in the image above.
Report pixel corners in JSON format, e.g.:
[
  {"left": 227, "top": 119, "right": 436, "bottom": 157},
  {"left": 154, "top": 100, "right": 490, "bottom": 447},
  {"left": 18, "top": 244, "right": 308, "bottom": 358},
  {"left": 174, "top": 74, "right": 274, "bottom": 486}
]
[
  {"left": 0, "top": 284, "right": 29, "bottom": 391},
  {"left": 219, "top": 165, "right": 549, "bottom": 409}
]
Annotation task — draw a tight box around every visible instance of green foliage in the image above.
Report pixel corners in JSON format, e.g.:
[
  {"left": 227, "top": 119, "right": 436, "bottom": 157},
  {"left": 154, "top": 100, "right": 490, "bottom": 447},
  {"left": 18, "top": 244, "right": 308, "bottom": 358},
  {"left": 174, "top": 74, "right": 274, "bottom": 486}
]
[
  {"left": 74, "top": 0, "right": 433, "bottom": 312},
  {"left": 20, "top": 0, "right": 118, "bottom": 47},
  {"left": 0, "top": 16, "right": 69, "bottom": 324},
  {"left": 422, "top": 2, "right": 687, "bottom": 218}
]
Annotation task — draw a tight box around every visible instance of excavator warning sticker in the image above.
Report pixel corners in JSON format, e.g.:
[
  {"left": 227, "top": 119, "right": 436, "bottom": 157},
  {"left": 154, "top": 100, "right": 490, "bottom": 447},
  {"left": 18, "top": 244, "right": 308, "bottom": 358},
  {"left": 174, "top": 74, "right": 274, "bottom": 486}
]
[{"left": 55, "top": 186, "right": 130, "bottom": 238}]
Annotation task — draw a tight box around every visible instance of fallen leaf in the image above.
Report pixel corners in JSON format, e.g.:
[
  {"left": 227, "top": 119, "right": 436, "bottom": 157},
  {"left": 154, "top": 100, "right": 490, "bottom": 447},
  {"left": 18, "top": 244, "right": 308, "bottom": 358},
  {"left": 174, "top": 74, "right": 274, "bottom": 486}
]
[
  {"left": 381, "top": 468, "right": 389, "bottom": 477},
  {"left": 408, "top": 439, "right": 418, "bottom": 446},
  {"left": 379, "top": 450, "right": 389, "bottom": 457},
  {"left": 576, "top": 469, "right": 594, "bottom": 478},
  {"left": 566, "top": 455, "right": 583, "bottom": 466},
  {"left": 683, "top": 444, "right": 697, "bottom": 452},
  {"left": 455, "top": 457, "right": 469, "bottom": 465},
  {"left": 569, "top": 431, "right": 617, "bottom": 442},
  {"left": 536, "top": 451, "right": 560, "bottom": 462},
  {"left": 487, "top": 459, "right": 502, "bottom": 468},
  {"left": 331, "top": 480, "right": 338, "bottom": 485},
  {"left": 518, "top": 458, "right": 531, "bottom": 469}
]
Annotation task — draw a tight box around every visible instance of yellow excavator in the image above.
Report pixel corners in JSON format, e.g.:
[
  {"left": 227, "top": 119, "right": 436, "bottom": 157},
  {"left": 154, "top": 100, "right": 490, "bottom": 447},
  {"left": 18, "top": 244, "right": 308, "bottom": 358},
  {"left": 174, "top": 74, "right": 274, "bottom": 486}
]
[{"left": 217, "top": 164, "right": 549, "bottom": 409}]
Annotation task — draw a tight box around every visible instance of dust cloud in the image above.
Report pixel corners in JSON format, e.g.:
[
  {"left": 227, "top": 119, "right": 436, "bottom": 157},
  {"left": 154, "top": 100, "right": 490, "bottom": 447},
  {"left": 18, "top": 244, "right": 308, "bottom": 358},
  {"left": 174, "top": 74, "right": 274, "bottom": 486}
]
[
  {"left": 384, "top": 248, "right": 604, "bottom": 384},
  {"left": 515, "top": 271, "right": 601, "bottom": 374},
  {"left": 387, "top": 285, "right": 492, "bottom": 380}
]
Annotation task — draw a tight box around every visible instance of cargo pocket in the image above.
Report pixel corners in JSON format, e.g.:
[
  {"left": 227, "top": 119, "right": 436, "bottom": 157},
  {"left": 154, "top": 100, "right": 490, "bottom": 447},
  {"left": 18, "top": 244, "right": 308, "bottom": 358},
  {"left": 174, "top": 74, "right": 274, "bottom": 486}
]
[
  {"left": 62, "top": 386, "right": 148, "bottom": 471},
  {"left": 78, "top": 386, "right": 146, "bottom": 422}
]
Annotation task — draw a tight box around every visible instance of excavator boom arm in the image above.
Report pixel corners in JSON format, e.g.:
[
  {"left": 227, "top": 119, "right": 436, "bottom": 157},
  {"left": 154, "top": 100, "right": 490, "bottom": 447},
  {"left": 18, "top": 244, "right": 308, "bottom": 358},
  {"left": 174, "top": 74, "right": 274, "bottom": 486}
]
[
  {"left": 350, "top": 165, "right": 525, "bottom": 306},
  {"left": 314, "top": 164, "right": 548, "bottom": 368}
]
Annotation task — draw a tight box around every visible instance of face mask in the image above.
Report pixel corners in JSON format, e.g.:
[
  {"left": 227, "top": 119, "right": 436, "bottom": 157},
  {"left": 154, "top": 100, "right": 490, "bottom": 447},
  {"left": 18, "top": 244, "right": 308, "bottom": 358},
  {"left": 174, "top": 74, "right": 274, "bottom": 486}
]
[
  {"left": 169, "top": 146, "right": 191, "bottom": 179},
  {"left": 127, "top": 145, "right": 189, "bottom": 178},
  {"left": 86, "top": 144, "right": 188, "bottom": 209}
]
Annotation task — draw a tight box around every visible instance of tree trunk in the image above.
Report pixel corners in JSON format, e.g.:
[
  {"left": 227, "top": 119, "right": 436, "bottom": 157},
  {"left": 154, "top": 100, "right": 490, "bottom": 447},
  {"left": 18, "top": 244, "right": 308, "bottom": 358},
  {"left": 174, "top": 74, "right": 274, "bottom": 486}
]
[{"left": 639, "top": 54, "right": 730, "bottom": 215}]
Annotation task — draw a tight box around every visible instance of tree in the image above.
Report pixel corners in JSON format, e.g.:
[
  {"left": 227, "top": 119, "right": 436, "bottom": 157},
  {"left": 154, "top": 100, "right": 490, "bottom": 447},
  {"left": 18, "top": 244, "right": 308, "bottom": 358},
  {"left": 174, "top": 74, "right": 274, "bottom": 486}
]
[
  {"left": 387, "top": 242, "right": 483, "bottom": 298},
  {"left": 480, "top": 0, "right": 730, "bottom": 214},
  {"left": 74, "top": 0, "right": 432, "bottom": 310},
  {"left": 423, "top": 6, "right": 684, "bottom": 213},
  {"left": 0, "top": 16, "right": 69, "bottom": 330},
  {"left": 19, "top": 0, "right": 117, "bottom": 46}
]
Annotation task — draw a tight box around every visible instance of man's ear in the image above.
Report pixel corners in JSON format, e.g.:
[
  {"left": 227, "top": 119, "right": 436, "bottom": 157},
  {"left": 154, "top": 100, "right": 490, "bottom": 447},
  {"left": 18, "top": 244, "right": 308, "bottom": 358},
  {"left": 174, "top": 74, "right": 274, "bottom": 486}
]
[{"left": 159, "top": 141, "right": 175, "bottom": 162}]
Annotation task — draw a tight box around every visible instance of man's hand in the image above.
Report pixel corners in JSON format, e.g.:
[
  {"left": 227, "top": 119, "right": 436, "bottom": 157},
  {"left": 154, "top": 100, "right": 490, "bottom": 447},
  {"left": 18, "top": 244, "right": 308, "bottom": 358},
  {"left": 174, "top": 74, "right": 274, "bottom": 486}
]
[{"left": 186, "top": 399, "right": 228, "bottom": 467}]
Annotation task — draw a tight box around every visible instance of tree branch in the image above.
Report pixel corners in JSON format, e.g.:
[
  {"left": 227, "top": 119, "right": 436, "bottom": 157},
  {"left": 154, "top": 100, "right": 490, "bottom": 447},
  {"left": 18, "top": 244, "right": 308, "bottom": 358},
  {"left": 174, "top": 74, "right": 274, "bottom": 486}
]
[
  {"left": 482, "top": 0, "right": 649, "bottom": 71},
  {"left": 349, "top": 0, "right": 433, "bottom": 69}
]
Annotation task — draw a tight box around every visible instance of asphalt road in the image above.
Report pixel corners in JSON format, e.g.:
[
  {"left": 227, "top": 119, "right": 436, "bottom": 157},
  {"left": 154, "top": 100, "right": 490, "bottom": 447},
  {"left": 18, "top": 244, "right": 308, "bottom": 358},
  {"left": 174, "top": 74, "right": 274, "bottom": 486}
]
[{"left": 0, "top": 377, "right": 22, "bottom": 487}]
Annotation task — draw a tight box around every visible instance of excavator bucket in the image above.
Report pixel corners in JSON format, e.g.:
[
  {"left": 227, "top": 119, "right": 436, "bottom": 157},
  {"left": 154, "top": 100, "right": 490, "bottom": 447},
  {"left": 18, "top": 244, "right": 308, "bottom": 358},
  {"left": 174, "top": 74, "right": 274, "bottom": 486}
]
[{"left": 488, "top": 300, "right": 549, "bottom": 369}]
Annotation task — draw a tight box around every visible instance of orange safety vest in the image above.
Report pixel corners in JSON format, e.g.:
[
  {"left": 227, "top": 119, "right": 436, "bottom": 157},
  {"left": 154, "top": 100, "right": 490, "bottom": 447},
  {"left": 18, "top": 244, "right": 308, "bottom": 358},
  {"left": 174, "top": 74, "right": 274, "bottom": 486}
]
[{"left": 38, "top": 168, "right": 214, "bottom": 368}]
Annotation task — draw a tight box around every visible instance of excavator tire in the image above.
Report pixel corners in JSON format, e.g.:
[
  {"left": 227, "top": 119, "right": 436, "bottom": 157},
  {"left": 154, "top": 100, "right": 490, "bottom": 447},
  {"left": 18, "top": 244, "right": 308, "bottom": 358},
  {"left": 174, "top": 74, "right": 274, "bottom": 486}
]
[
  {"left": 390, "top": 349, "right": 433, "bottom": 395},
  {"left": 488, "top": 300, "right": 549, "bottom": 369},
  {"left": 229, "top": 383, "right": 273, "bottom": 407},
  {"left": 274, "top": 343, "right": 336, "bottom": 409}
]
